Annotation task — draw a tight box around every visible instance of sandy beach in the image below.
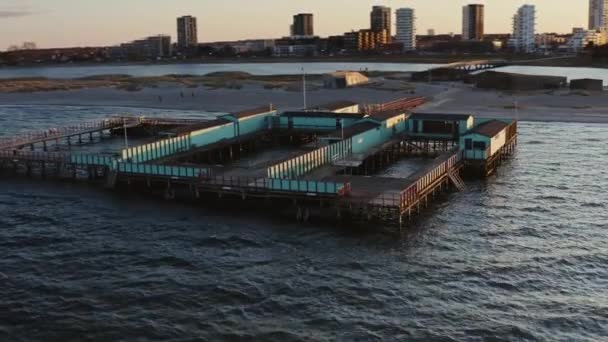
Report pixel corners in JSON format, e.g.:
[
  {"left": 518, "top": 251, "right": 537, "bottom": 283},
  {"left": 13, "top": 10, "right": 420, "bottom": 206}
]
[{"left": 0, "top": 75, "right": 607, "bottom": 124}]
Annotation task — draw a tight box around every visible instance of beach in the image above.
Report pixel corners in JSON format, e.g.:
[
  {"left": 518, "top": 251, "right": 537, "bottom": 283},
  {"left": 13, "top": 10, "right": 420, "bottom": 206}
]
[{"left": 0, "top": 74, "right": 607, "bottom": 123}]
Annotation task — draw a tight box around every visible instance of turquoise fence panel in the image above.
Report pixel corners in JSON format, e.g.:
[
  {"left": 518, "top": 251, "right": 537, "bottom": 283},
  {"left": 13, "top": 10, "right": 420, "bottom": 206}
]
[
  {"left": 190, "top": 123, "right": 235, "bottom": 147},
  {"left": 265, "top": 139, "right": 352, "bottom": 179},
  {"left": 238, "top": 112, "right": 274, "bottom": 136},
  {"left": 265, "top": 178, "right": 343, "bottom": 195},
  {"left": 119, "top": 134, "right": 192, "bottom": 164},
  {"left": 352, "top": 126, "right": 388, "bottom": 154},
  {"left": 116, "top": 162, "right": 209, "bottom": 178},
  {"left": 70, "top": 154, "right": 115, "bottom": 166}
]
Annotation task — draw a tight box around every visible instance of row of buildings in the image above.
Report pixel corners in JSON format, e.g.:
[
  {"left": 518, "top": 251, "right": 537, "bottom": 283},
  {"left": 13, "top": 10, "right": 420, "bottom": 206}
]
[
  {"left": 273, "top": 2, "right": 608, "bottom": 56},
  {"left": 36, "top": 2, "right": 608, "bottom": 59},
  {"left": 4, "top": 2, "right": 607, "bottom": 63},
  {"left": 109, "top": 15, "right": 198, "bottom": 60}
]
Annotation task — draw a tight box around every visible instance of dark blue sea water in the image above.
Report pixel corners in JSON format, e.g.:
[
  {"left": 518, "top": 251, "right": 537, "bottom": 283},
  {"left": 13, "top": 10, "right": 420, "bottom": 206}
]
[{"left": 1, "top": 106, "right": 607, "bottom": 341}]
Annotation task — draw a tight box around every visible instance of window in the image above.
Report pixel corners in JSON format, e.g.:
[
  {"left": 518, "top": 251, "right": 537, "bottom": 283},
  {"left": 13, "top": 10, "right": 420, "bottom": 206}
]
[
  {"left": 465, "top": 139, "right": 473, "bottom": 150},
  {"left": 473, "top": 141, "right": 486, "bottom": 150}
]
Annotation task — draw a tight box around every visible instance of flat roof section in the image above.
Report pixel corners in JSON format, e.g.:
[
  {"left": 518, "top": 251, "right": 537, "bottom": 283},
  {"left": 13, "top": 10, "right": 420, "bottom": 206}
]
[
  {"left": 469, "top": 120, "right": 509, "bottom": 137},
  {"left": 411, "top": 113, "right": 473, "bottom": 121}
]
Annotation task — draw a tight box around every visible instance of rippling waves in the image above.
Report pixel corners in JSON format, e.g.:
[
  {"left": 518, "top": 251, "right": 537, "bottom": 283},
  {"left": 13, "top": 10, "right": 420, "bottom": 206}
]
[{"left": 1, "top": 107, "right": 607, "bottom": 341}]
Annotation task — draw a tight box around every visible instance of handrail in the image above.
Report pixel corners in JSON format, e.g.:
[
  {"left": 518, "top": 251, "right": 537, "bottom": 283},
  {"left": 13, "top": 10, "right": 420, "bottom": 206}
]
[
  {"left": 0, "top": 150, "right": 71, "bottom": 162},
  {"left": 368, "top": 97, "right": 427, "bottom": 114},
  {"left": 201, "top": 175, "right": 351, "bottom": 196},
  {"left": 0, "top": 117, "right": 133, "bottom": 150},
  {"left": 399, "top": 149, "right": 463, "bottom": 210}
]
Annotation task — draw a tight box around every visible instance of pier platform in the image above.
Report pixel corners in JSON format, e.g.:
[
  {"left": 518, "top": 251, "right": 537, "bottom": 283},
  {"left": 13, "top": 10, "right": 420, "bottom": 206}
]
[{"left": 0, "top": 98, "right": 517, "bottom": 227}]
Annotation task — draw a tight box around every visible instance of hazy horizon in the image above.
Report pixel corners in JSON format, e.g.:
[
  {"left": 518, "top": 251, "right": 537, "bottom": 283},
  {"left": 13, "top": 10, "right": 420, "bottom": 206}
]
[{"left": 0, "top": 0, "right": 590, "bottom": 49}]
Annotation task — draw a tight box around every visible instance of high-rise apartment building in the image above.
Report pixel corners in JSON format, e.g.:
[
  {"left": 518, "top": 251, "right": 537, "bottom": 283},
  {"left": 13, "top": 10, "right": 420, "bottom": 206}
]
[
  {"left": 509, "top": 5, "right": 536, "bottom": 53},
  {"left": 177, "top": 16, "right": 198, "bottom": 50},
  {"left": 371, "top": 6, "right": 392, "bottom": 37},
  {"left": 462, "top": 4, "right": 485, "bottom": 41},
  {"left": 396, "top": 8, "right": 416, "bottom": 51},
  {"left": 589, "top": 0, "right": 608, "bottom": 31},
  {"left": 292, "top": 13, "right": 314, "bottom": 37}
]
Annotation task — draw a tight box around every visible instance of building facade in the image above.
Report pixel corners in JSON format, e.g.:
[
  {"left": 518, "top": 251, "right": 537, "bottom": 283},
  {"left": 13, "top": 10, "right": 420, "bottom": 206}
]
[
  {"left": 509, "top": 5, "right": 536, "bottom": 53},
  {"left": 396, "top": 8, "right": 416, "bottom": 51},
  {"left": 112, "top": 35, "right": 172, "bottom": 60},
  {"left": 567, "top": 27, "right": 605, "bottom": 52},
  {"left": 292, "top": 13, "right": 314, "bottom": 37},
  {"left": 273, "top": 36, "right": 319, "bottom": 57},
  {"left": 344, "top": 29, "right": 389, "bottom": 51},
  {"left": 462, "top": 4, "right": 485, "bottom": 41},
  {"left": 177, "top": 16, "right": 198, "bottom": 50},
  {"left": 371, "top": 6, "right": 392, "bottom": 38},
  {"left": 589, "top": 0, "right": 608, "bottom": 31}
]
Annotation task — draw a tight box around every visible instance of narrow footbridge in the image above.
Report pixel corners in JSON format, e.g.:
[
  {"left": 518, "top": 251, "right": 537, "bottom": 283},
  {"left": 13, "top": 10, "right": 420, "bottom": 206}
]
[{"left": 0, "top": 118, "right": 135, "bottom": 151}]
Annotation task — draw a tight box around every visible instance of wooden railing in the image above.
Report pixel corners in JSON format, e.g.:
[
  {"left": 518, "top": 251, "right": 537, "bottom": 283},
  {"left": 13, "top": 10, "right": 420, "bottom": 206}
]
[
  {"left": 0, "top": 150, "right": 70, "bottom": 162},
  {"left": 367, "top": 97, "right": 427, "bottom": 114},
  {"left": 200, "top": 175, "right": 351, "bottom": 196},
  {"left": 399, "top": 149, "right": 463, "bottom": 210},
  {"left": 0, "top": 118, "right": 131, "bottom": 150}
]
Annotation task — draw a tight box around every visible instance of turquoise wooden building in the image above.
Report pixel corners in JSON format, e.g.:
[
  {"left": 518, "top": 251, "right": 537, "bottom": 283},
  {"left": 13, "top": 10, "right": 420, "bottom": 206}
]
[
  {"left": 459, "top": 119, "right": 513, "bottom": 160},
  {"left": 408, "top": 113, "right": 474, "bottom": 139}
]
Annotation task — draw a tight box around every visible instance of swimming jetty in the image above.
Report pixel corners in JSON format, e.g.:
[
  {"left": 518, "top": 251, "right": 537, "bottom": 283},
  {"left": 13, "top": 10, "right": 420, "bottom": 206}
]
[{"left": 0, "top": 97, "right": 517, "bottom": 227}]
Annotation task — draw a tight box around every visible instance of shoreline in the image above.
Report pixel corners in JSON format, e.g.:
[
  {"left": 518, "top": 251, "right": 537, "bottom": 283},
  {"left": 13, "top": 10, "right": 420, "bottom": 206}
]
[{"left": 0, "top": 82, "right": 607, "bottom": 124}]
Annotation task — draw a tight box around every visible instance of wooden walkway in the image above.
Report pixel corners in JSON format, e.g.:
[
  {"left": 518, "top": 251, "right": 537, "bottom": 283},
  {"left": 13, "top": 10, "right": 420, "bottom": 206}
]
[{"left": 0, "top": 118, "right": 134, "bottom": 151}]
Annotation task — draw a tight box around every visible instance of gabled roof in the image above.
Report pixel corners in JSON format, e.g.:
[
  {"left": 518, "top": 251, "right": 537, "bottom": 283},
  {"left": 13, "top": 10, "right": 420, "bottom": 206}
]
[
  {"left": 326, "top": 121, "right": 380, "bottom": 139},
  {"left": 469, "top": 120, "right": 508, "bottom": 137},
  {"left": 282, "top": 111, "right": 366, "bottom": 119},
  {"left": 411, "top": 113, "right": 473, "bottom": 121},
  {"left": 313, "top": 100, "right": 358, "bottom": 111}
]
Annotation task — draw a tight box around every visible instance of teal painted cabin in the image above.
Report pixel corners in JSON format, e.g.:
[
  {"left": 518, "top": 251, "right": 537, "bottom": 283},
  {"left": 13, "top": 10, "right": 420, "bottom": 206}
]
[{"left": 408, "top": 113, "right": 474, "bottom": 139}]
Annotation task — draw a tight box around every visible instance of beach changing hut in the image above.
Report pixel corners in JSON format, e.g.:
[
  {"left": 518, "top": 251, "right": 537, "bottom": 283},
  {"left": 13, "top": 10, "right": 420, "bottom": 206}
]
[
  {"left": 460, "top": 120, "right": 511, "bottom": 160},
  {"left": 278, "top": 111, "right": 365, "bottom": 131}
]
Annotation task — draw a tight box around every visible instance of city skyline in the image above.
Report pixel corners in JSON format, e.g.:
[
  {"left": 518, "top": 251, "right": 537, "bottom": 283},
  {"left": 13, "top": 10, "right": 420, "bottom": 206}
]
[{"left": 0, "top": 0, "right": 590, "bottom": 49}]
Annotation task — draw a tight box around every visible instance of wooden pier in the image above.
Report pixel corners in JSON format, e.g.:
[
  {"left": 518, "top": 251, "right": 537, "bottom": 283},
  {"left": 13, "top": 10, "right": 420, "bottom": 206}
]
[{"left": 0, "top": 101, "right": 518, "bottom": 228}]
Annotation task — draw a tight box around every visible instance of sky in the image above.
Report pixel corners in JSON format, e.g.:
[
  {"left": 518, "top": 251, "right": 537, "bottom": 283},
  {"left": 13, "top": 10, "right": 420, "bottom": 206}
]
[{"left": 0, "top": 0, "right": 590, "bottom": 49}]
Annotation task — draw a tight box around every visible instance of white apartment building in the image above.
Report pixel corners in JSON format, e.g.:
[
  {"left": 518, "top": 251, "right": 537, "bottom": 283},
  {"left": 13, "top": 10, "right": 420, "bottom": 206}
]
[
  {"left": 395, "top": 8, "right": 416, "bottom": 51},
  {"left": 589, "top": 0, "right": 608, "bottom": 31},
  {"left": 509, "top": 5, "right": 536, "bottom": 53},
  {"left": 567, "top": 27, "right": 605, "bottom": 52}
]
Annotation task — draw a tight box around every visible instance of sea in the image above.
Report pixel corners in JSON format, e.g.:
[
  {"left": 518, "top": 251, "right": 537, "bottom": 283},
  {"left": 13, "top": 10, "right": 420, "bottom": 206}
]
[{"left": 1, "top": 64, "right": 608, "bottom": 341}]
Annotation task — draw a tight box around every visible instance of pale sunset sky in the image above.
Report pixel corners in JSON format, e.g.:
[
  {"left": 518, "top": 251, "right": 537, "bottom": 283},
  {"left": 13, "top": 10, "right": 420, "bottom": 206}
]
[{"left": 0, "top": 0, "right": 589, "bottom": 49}]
